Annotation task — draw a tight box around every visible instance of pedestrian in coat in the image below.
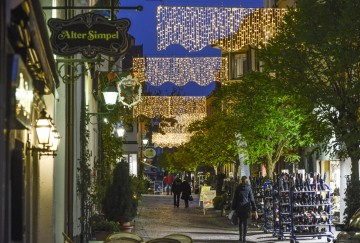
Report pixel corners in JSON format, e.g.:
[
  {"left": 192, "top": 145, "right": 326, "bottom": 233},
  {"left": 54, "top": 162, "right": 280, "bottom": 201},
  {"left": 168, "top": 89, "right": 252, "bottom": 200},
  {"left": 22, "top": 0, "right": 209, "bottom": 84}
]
[
  {"left": 231, "top": 176, "right": 256, "bottom": 243},
  {"left": 171, "top": 177, "right": 183, "bottom": 207},
  {"left": 181, "top": 179, "right": 192, "bottom": 208}
]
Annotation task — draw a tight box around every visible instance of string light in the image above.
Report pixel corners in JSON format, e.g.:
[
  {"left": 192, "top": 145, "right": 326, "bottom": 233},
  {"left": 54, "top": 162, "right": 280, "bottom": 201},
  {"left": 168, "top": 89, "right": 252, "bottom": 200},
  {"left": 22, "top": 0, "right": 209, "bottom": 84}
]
[
  {"left": 133, "top": 96, "right": 206, "bottom": 118},
  {"left": 133, "top": 57, "right": 228, "bottom": 86},
  {"left": 156, "top": 6, "right": 287, "bottom": 52},
  {"left": 152, "top": 133, "right": 192, "bottom": 148},
  {"left": 159, "top": 113, "right": 206, "bottom": 133}
]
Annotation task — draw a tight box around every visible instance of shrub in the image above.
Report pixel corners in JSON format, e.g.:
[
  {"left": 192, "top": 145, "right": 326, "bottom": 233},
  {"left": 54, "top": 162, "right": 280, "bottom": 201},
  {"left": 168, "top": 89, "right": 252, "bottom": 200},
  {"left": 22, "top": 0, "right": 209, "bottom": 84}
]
[{"left": 103, "top": 161, "right": 138, "bottom": 224}]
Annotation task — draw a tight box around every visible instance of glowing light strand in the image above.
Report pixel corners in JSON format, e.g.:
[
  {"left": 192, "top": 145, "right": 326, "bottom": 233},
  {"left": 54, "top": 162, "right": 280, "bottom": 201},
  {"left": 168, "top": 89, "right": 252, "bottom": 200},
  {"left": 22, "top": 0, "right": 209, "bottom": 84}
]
[
  {"left": 152, "top": 133, "right": 192, "bottom": 148},
  {"left": 156, "top": 6, "right": 287, "bottom": 52},
  {"left": 159, "top": 113, "right": 206, "bottom": 133},
  {"left": 133, "top": 96, "right": 206, "bottom": 118},
  {"left": 133, "top": 57, "right": 228, "bottom": 86}
]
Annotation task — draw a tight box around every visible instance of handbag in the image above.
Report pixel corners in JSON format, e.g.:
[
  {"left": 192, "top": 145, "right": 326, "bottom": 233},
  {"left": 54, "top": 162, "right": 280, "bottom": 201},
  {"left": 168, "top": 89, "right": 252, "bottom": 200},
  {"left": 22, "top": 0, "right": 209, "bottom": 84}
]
[
  {"left": 188, "top": 195, "right": 193, "bottom": 201},
  {"left": 228, "top": 210, "right": 238, "bottom": 225},
  {"left": 252, "top": 211, "right": 258, "bottom": 220}
]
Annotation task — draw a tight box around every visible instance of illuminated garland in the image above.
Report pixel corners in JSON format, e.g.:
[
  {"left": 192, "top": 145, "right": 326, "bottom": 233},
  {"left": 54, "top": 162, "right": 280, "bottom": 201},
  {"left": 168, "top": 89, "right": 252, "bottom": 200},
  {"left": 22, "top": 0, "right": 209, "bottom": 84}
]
[
  {"left": 156, "top": 6, "right": 287, "bottom": 52},
  {"left": 133, "top": 96, "right": 206, "bottom": 118},
  {"left": 152, "top": 133, "right": 192, "bottom": 148},
  {"left": 133, "top": 57, "right": 228, "bottom": 86},
  {"left": 159, "top": 113, "right": 206, "bottom": 133}
]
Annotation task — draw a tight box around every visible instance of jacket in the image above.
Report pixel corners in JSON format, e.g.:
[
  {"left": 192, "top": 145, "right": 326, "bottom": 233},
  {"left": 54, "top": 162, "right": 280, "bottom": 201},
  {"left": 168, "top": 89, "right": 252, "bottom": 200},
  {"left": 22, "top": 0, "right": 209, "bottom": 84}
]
[
  {"left": 181, "top": 181, "right": 191, "bottom": 199},
  {"left": 231, "top": 183, "right": 256, "bottom": 215},
  {"left": 171, "top": 178, "right": 183, "bottom": 194}
]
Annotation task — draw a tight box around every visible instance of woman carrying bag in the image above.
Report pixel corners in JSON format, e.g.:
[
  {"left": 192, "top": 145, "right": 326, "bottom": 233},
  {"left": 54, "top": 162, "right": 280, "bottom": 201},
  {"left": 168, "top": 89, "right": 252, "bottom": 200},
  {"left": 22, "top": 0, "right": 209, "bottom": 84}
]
[{"left": 231, "top": 176, "right": 257, "bottom": 243}]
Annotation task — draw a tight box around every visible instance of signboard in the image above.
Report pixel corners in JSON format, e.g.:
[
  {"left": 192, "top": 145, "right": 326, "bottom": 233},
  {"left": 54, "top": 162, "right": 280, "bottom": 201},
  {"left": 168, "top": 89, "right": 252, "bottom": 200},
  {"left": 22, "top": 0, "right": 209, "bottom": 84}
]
[
  {"left": 199, "top": 186, "right": 211, "bottom": 202},
  {"left": 144, "top": 147, "right": 156, "bottom": 159},
  {"left": 48, "top": 13, "right": 131, "bottom": 58},
  {"left": 202, "top": 190, "right": 216, "bottom": 215},
  {"left": 154, "top": 181, "right": 163, "bottom": 194}
]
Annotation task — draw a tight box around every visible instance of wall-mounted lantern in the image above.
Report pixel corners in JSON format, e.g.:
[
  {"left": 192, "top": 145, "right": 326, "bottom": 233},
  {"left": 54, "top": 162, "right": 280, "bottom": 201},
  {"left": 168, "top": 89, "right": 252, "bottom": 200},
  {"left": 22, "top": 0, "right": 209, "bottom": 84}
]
[{"left": 26, "top": 109, "right": 61, "bottom": 157}]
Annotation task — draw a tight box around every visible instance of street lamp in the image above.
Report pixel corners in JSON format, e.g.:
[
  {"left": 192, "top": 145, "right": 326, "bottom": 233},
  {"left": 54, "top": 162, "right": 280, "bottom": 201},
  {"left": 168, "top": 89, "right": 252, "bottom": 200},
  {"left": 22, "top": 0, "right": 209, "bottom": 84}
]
[
  {"left": 26, "top": 109, "right": 61, "bottom": 157},
  {"left": 102, "top": 83, "right": 118, "bottom": 108},
  {"left": 35, "top": 109, "right": 53, "bottom": 146},
  {"left": 142, "top": 137, "right": 149, "bottom": 147},
  {"left": 115, "top": 121, "right": 125, "bottom": 138}
]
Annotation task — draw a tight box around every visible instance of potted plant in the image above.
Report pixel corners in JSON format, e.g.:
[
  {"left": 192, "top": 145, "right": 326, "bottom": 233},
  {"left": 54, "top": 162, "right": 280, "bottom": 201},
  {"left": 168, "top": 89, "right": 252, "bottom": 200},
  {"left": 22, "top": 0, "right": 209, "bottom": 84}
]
[
  {"left": 102, "top": 161, "right": 138, "bottom": 231},
  {"left": 91, "top": 214, "right": 120, "bottom": 240}
]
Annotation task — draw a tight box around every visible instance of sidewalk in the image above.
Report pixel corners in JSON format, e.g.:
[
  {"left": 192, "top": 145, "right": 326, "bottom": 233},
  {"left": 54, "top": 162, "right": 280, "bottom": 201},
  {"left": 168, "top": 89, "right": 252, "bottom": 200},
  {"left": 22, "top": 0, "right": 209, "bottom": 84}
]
[{"left": 133, "top": 194, "right": 337, "bottom": 243}]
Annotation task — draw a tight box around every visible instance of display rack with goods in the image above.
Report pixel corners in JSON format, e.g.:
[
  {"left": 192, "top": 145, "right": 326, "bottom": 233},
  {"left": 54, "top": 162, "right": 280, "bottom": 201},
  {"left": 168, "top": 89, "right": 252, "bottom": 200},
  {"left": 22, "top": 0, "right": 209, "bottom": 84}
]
[
  {"left": 263, "top": 181, "right": 275, "bottom": 233},
  {"left": 289, "top": 173, "right": 334, "bottom": 243},
  {"left": 249, "top": 176, "right": 265, "bottom": 228},
  {"left": 276, "top": 173, "right": 292, "bottom": 240}
]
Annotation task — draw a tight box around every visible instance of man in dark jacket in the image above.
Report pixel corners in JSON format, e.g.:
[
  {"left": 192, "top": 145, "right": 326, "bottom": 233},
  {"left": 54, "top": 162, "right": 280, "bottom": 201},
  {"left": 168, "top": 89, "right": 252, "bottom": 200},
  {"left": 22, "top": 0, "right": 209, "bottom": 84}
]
[
  {"left": 232, "top": 176, "right": 256, "bottom": 243},
  {"left": 171, "top": 177, "right": 183, "bottom": 207},
  {"left": 181, "top": 179, "right": 192, "bottom": 208}
]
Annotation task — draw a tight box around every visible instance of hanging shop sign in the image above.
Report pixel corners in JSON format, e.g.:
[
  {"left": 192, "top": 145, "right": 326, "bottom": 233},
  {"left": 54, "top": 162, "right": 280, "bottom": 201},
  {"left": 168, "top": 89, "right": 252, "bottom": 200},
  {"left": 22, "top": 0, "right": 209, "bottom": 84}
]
[
  {"left": 144, "top": 147, "right": 156, "bottom": 159},
  {"left": 48, "top": 13, "right": 131, "bottom": 58}
]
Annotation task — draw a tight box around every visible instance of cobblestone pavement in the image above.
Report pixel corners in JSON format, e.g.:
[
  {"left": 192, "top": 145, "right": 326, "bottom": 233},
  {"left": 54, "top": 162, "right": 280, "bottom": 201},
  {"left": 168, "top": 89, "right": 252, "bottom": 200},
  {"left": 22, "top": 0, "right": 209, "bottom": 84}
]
[{"left": 133, "top": 194, "right": 337, "bottom": 243}]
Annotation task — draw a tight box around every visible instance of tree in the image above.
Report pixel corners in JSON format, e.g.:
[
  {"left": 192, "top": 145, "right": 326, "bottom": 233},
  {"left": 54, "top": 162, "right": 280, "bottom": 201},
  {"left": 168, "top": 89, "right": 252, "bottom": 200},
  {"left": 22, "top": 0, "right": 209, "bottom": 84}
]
[
  {"left": 259, "top": 0, "right": 360, "bottom": 184},
  {"left": 103, "top": 161, "right": 137, "bottom": 224},
  {"left": 217, "top": 72, "right": 318, "bottom": 176}
]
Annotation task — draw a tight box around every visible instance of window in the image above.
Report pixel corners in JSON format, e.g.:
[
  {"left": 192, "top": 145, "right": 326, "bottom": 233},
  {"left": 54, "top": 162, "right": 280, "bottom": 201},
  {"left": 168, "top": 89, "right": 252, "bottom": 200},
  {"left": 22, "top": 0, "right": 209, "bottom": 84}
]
[{"left": 233, "top": 53, "right": 247, "bottom": 79}]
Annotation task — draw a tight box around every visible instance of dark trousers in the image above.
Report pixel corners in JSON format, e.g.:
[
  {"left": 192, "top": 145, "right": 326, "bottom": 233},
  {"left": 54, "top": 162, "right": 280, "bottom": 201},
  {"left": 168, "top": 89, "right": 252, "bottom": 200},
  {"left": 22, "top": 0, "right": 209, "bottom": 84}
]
[
  {"left": 173, "top": 193, "right": 180, "bottom": 207},
  {"left": 238, "top": 216, "right": 248, "bottom": 241},
  {"left": 184, "top": 198, "right": 189, "bottom": 207}
]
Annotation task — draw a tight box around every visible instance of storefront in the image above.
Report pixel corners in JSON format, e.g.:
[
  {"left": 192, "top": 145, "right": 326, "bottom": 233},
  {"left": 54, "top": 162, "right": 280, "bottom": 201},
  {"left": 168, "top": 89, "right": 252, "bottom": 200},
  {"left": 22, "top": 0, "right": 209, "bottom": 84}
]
[{"left": 2, "top": 0, "right": 60, "bottom": 242}]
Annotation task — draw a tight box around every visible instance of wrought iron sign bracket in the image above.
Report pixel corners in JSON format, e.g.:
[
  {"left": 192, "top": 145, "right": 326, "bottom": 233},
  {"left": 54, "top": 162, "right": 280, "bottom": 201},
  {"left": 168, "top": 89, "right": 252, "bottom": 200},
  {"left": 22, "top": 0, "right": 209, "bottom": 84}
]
[
  {"left": 55, "top": 56, "right": 104, "bottom": 84},
  {"left": 42, "top": 4, "right": 143, "bottom": 20}
]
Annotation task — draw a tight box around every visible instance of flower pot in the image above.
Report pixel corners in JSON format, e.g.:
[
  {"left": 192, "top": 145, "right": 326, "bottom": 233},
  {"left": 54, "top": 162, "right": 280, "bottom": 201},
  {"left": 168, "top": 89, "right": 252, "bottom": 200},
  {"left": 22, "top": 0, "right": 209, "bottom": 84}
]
[
  {"left": 94, "top": 230, "right": 112, "bottom": 241},
  {"left": 119, "top": 222, "right": 133, "bottom": 232}
]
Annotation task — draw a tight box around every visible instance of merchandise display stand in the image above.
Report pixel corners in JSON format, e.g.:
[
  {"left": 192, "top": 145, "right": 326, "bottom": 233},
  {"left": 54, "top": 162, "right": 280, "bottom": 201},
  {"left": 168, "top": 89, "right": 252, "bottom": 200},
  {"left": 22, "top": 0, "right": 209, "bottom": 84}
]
[
  {"left": 249, "top": 176, "right": 265, "bottom": 229},
  {"left": 263, "top": 181, "right": 274, "bottom": 233},
  {"left": 271, "top": 180, "right": 280, "bottom": 237},
  {"left": 289, "top": 174, "right": 334, "bottom": 243},
  {"left": 277, "top": 173, "right": 292, "bottom": 240}
]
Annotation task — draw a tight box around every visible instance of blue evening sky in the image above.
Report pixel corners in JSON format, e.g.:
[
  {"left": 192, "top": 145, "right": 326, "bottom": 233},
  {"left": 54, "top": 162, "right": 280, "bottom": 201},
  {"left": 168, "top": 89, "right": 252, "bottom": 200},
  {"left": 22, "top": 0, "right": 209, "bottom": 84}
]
[{"left": 118, "top": 0, "right": 264, "bottom": 96}]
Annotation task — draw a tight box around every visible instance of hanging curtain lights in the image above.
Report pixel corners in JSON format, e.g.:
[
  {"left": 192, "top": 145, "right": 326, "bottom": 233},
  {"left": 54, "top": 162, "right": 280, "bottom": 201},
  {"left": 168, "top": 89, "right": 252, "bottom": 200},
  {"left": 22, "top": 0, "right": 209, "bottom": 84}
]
[
  {"left": 133, "top": 57, "right": 228, "bottom": 86},
  {"left": 133, "top": 96, "right": 206, "bottom": 118},
  {"left": 156, "top": 6, "right": 287, "bottom": 52},
  {"left": 152, "top": 133, "right": 192, "bottom": 148},
  {"left": 159, "top": 113, "right": 206, "bottom": 133}
]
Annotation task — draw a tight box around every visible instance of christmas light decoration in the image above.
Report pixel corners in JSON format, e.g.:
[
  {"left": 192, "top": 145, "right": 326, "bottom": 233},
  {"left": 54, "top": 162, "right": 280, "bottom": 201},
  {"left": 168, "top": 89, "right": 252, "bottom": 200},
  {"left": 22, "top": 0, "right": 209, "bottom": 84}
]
[
  {"left": 156, "top": 6, "right": 287, "bottom": 52},
  {"left": 133, "top": 57, "right": 228, "bottom": 86},
  {"left": 116, "top": 74, "right": 142, "bottom": 109},
  {"left": 159, "top": 113, "right": 206, "bottom": 133},
  {"left": 152, "top": 133, "right": 192, "bottom": 148},
  {"left": 133, "top": 96, "right": 206, "bottom": 118}
]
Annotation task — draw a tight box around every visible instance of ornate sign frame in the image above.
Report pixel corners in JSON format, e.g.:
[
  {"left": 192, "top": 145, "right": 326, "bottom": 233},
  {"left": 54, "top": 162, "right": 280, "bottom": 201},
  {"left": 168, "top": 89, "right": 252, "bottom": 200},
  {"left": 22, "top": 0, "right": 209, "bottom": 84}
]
[{"left": 48, "top": 13, "right": 131, "bottom": 58}]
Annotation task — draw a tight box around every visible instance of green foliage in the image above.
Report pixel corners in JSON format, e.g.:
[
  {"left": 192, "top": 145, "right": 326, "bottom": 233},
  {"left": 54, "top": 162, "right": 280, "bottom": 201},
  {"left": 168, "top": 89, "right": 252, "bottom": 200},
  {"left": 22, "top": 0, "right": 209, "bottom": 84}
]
[
  {"left": 213, "top": 196, "right": 224, "bottom": 210},
  {"left": 77, "top": 105, "right": 94, "bottom": 237},
  {"left": 131, "top": 175, "right": 147, "bottom": 199},
  {"left": 92, "top": 220, "right": 120, "bottom": 232},
  {"left": 93, "top": 103, "right": 131, "bottom": 210},
  {"left": 259, "top": 0, "right": 360, "bottom": 180},
  {"left": 213, "top": 193, "right": 228, "bottom": 210},
  {"left": 206, "top": 71, "right": 317, "bottom": 176},
  {"left": 103, "top": 161, "right": 138, "bottom": 224},
  {"left": 344, "top": 179, "right": 360, "bottom": 224}
]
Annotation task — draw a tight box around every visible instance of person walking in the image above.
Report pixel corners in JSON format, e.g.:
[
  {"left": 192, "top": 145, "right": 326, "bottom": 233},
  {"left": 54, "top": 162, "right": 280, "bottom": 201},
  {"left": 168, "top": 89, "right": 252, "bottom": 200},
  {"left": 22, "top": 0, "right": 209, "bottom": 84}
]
[
  {"left": 181, "top": 179, "right": 192, "bottom": 208},
  {"left": 231, "top": 176, "right": 256, "bottom": 243},
  {"left": 171, "top": 176, "right": 182, "bottom": 207}
]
